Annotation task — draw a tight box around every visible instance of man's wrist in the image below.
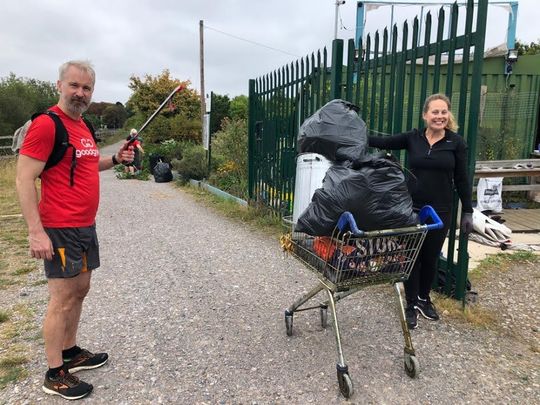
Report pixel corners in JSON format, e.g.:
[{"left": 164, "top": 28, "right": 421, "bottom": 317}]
[{"left": 112, "top": 154, "right": 119, "bottom": 165}]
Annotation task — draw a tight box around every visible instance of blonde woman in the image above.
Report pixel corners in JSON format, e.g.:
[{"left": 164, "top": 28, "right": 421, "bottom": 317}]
[{"left": 368, "top": 93, "right": 473, "bottom": 329}]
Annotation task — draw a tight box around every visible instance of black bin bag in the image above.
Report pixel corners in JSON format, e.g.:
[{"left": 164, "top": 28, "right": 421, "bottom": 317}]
[
  {"left": 298, "top": 99, "right": 368, "bottom": 162},
  {"left": 153, "top": 161, "right": 173, "bottom": 183},
  {"left": 148, "top": 153, "right": 165, "bottom": 175},
  {"left": 295, "top": 155, "right": 418, "bottom": 236}
]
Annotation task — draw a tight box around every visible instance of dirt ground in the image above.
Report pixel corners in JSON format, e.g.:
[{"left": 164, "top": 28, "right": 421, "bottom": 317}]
[{"left": 0, "top": 142, "right": 538, "bottom": 403}]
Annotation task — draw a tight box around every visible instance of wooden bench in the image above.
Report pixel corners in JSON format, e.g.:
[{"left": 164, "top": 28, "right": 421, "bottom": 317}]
[{"left": 474, "top": 159, "right": 540, "bottom": 192}]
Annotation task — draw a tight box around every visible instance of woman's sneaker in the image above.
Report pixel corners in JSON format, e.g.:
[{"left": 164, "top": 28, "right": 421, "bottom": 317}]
[
  {"left": 64, "top": 349, "right": 109, "bottom": 373},
  {"left": 42, "top": 368, "right": 93, "bottom": 400},
  {"left": 415, "top": 296, "right": 440, "bottom": 320},
  {"left": 405, "top": 304, "right": 419, "bottom": 329}
]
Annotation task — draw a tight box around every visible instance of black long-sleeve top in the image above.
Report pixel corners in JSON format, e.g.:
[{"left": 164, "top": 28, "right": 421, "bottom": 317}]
[{"left": 368, "top": 128, "right": 473, "bottom": 214}]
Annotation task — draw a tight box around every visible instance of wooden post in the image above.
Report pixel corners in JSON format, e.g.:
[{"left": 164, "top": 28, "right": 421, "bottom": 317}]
[{"left": 199, "top": 20, "right": 206, "bottom": 123}]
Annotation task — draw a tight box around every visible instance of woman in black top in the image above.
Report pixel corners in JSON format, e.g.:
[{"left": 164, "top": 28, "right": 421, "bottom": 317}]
[{"left": 369, "top": 93, "right": 473, "bottom": 329}]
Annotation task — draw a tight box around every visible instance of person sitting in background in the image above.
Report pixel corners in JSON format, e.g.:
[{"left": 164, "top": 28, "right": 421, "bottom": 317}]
[{"left": 368, "top": 93, "right": 474, "bottom": 330}]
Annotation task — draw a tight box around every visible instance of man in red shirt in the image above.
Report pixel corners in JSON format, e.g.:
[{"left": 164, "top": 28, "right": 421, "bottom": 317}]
[{"left": 16, "top": 60, "right": 134, "bottom": 400}]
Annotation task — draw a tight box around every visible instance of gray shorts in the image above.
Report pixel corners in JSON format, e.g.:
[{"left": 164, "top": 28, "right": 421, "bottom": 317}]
[{"left": 44, "top": 225, "right": 100, "bottom": 278}]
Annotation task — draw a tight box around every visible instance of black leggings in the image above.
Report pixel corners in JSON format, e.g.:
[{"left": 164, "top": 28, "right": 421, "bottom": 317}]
[{"left": 404, "top": 211, "right": 451, "bottom": 304}]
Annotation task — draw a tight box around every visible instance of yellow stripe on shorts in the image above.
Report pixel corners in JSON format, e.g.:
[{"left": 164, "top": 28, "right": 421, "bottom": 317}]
[
  {"left": 57, "top": 247, "right": 66, "bottom": 271},
  {"left": 82, "top": 253, "right": 88, "bottom": 273}
]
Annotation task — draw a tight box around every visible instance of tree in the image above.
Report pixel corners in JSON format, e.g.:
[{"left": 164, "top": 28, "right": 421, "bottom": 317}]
[
  {"left": 0, "top": 74, "right": 58, "bottom": 135},
  {"left": 85, "top": 101, "right": 127, "bottom": 129},
  {"left": 102, "top": 104, "right": 127, "bottom": 128},
  {"left": 230, "top": 95, "right": 248, "bottom": 121},
  {"left": 126, "top": 70, "right": 201, "bottom": 143},
  {"left": 515, "top": 39, "right": 540, "bottom": 56},
  {"left": 209, "top": 93, "right": 230, "bottom": 135}
]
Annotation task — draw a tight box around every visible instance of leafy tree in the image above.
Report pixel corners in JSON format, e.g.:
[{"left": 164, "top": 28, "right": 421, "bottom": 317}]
[
  {"left": 0, "top": 74, "right": 58, "bottom": 135},
  {"left": 85, "top": 101, "right": 127, "bottom": 129},
  {"left": 86, "top": 101, "right": 111, "bottom": 117},
  {"left": 126, "top": 70, "right": 201, "bottom": 143},
  {"left": 102, "top": 104, "right": 127, "bottom": 128},
  {"left": 209, "top": 93, "right": 230, "bottom": 134},
  {"left": 515, "top": 39, "right": 540, "bottom": 56},
  {"left": 230, "top": 95, "right": 248, "bottom": 121}
]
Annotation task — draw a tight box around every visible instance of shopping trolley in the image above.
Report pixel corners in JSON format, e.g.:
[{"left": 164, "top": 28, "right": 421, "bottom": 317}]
[{"left": 281, "top": 206, "right": 443, "bottom": 398}]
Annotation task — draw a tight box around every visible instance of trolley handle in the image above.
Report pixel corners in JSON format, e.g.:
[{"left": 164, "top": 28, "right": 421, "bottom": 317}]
[
  {"left": 336, "top": 212, "right": 364, "bottom": 236},
  {"left": 336, "top": 205, "right": 443, "bottom": 236},
  {"left": 417, "top": 205, "right": 444, "bottom": 231}
]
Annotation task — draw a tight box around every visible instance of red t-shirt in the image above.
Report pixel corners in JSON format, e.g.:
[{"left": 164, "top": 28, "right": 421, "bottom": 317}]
[{"left": 20, "top": 105, "right": 100, "bottom": 228}]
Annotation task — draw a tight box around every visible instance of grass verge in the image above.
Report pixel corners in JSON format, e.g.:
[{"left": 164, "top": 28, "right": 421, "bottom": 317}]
[
  {"left": 469, "top": 251, "right": 538, "bottom": 283},
  {"left": 179, "top": 182, "right": 284, "bottom": 238},
  {"left": 434, "top": 251, "right": 539, "bottom": 329},
  {"left": 0, "top": 157, "right": 40, "bottom": 391}
]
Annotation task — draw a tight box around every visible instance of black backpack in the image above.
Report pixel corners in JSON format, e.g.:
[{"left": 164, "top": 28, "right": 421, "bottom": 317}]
[{"left": 15, "top": 111, "right": 97, "bottom": 186}]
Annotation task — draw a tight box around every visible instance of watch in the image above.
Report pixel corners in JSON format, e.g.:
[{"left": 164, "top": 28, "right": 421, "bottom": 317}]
[{"left": 112, "top": 154, "right": 119, "bottom": 165}]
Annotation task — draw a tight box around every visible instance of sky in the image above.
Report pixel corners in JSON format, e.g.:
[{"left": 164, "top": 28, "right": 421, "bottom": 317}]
[{"left": 1, "top": 0, "right": 538, "bottom": 104}]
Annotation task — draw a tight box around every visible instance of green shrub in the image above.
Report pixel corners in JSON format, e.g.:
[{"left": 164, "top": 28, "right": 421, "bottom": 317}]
[
  {"left": 208, "top": 118, "right": 248, "bottom": 198},
  {"left": 143, "top": 139, "right": 187, "bottom": 165},
  {"left": 172, "top": 143, "right": 208, "bottom": 180},
  {"left": 208, "top": 168, "right": 248, "bottom": 200}
]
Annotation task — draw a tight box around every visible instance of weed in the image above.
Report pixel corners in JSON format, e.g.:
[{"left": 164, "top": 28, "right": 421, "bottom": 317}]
[
  {"left": 470, "top": 251, "right": 539, "bottom": 283},
  {"left": 0, "top": 311, "right": 8, "bottom": 323},
  {"left": 13, "top": 266, "right": 34, "bottom": 276},
  {"left": 0, "top": 365, "right": 28, "bottom": 390},
  {"left": 0, "top": 353, "right": 29, "bottom": 389},
  {"left": 0, "top": 355, "right": 28, "bottom": 368},
  {"left": 435, "top": 293, "right": 499, "bottom": 329}
]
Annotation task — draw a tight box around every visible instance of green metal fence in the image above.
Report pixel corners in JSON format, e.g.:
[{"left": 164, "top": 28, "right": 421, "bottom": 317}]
[
  {"left": 477, "top": 55, "right": 540, "bottom": 160},
  {"left": 248, "top": 0, "right": 489, "bottom": 301}
]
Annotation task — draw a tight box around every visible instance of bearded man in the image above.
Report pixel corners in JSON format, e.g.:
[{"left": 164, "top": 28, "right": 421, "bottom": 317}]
[{"left": 16, "top": 60, "right": 134, "bottom": 400}]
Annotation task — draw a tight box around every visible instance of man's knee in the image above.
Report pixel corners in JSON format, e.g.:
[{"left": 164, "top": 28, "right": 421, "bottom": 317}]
[
  {"left": 48, "top": 272, "right": 92, "bottom": 303},
  {"left": 72, "top": 274, "right": 91, "bottom": 300}
]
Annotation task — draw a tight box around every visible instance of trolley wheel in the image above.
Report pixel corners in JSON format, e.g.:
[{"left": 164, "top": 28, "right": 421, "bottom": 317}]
[
  {"left": 337, "top": 370, "right": 354, "bottom": 398},
  {"left": 320, "top": 306, "right": 328, "bottom": 329},
  {"left": 285, "top": 311, "right": 293, "bottom": 336},
  {"left": 404, "top": 353, "right": 419, "bottom": 378}
]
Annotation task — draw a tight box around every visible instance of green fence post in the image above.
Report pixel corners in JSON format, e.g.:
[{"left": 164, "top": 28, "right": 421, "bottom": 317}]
[
  {"left": 248, "top": 79, "right": 256, "bottom": 201},
  {"left": 330, "top": 39, "right": 344, "bottom": 100},
  {"left": 455, "top": 0, "right": 488, "bottom": 303}
]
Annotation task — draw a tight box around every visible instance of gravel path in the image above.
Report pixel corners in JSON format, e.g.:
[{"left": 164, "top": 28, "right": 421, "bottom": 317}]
[{"left": 1, "top": 142, "right": 539, "bottom": 404}]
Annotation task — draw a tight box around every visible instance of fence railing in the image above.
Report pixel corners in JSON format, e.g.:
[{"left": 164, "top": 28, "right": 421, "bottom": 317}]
[
  {"left": 249, "top": 0, "right": 489, "bottom": 301},
  {"left": 0, "top": 135, "right": 13, "bottom": 156},
  {"left": 0, "top": 128, "right": 120, "bottom": 157}
]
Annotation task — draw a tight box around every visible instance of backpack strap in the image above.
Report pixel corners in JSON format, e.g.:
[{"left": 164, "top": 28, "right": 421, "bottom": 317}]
[
  {"left": 82, "top": 117, "right": 98, "bottom": 143},
  {"left": 31, "top": 111, "right": 77, "bottom": 186},
  {"left": 31, "top": 111, "right": 96, "bottom": 187}
]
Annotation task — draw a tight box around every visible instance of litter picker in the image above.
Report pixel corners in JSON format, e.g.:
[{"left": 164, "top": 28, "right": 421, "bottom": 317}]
[{"left": 126, "top": 84, "right": 185, "bottom": 145}]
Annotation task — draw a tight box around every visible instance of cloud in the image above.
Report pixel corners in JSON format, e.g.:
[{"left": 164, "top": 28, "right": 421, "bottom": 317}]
[{"left": 1, "top": 0, "right": 537, "bottom": 104}]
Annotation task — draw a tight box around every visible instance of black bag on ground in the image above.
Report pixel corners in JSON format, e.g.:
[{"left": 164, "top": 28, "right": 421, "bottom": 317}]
[
  {"left": 298, "top": 99, "right": 368, "bottom": 162},
  {"left": 295, "top": 155, "right": 418, "bottom": 235},
  {"left": 149, "top": 153, "right": 165, "bottom": 175},
  {"left": 434, "top": 266, "right": 473, "bottom": 298},
  {"left": 153, "top": 161, "right": 173, "bottom": 183}
]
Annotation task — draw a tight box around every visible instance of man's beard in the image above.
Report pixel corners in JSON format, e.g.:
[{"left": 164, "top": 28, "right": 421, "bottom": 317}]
[{"left": 65, "top": 96, "right": 90, "bottom": 116}]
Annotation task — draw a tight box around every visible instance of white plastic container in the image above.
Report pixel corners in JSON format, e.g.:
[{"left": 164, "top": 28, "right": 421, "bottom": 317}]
[{"left": 292, "top": 153, "right": 332, "bottom": 224}]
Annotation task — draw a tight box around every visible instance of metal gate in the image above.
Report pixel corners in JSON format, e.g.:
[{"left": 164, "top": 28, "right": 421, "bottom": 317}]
[{"left": 248, "top": 0, "right": 488, "bottom": 300}]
